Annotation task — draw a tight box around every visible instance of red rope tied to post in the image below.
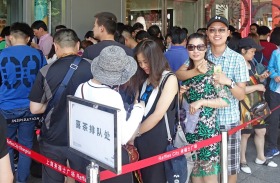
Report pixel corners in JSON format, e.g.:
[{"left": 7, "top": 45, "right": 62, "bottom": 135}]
[{"left": 6, "top": 104, "right": 280, "bottom": 181}]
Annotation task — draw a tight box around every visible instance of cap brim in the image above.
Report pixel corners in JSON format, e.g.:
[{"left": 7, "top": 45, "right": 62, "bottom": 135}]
[{"left": 207, "top": 20, "right": 229, "bottom": 28}]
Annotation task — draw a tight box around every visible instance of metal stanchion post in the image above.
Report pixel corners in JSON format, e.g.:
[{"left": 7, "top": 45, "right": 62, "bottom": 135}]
[
  {"left": 220, "top": 125, "right": 228, "bottom": 183},
  {"left": 86, "top": 161, "right": 100, "bottom": 183}
]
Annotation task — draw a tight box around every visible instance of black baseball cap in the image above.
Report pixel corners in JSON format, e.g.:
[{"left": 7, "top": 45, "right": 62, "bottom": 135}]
[
  {"left": 239, "top": 37, "right": 263, "bottom": 51},
  {"left": 207, "top": 15, "right": 229, "bottom": 28}
]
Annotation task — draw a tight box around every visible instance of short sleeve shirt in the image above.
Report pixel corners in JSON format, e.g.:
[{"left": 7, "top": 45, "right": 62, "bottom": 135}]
[
  {"left": 207, "top": 47, "right": 249, "bottom": 125},
  {"left": 29, "top": 56, "right": 92, "bottom": 146}
]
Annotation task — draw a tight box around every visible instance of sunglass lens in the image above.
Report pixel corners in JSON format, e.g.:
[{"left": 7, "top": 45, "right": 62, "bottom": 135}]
[
  {"left": 197, "top": 45, "right": 206, "bottom": 51},
  {"left": 187, "top": 45, "right": 195, "bottom": 51}
]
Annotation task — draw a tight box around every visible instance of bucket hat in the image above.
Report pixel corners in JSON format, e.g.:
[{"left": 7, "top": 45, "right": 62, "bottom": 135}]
[{"left": 91, "top": 46, "right": 137, "bottom": 86}]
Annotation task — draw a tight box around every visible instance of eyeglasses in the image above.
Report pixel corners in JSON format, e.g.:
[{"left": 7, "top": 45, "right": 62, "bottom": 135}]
[
  {"left": 208, "top": 28, "right": 227, "bottom": 34},
  {"left": 186, "top": 44, "right": 206, "bottom": 51}
]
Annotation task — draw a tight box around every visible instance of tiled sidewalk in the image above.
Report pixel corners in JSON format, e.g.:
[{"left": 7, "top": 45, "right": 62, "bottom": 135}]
[{"left": 237, "top": 136, "right": 280, "bottom": 183}]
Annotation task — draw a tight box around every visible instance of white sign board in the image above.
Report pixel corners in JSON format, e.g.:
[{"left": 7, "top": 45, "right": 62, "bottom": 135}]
[{"left": 67, "top": 96, "right": 121, "bottom": 174}]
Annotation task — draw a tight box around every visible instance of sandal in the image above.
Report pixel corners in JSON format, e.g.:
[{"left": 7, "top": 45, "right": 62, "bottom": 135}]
[
  {"left": 255, "top": 158, "right": 278, "bottom": 167},
  {"left": 240, "top": 163, "right": 252, "bottom": 174}
]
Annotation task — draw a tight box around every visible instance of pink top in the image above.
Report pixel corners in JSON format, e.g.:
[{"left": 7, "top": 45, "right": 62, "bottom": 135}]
[{"left": 39, "top": 33, "right": 53, "bottom": 56}]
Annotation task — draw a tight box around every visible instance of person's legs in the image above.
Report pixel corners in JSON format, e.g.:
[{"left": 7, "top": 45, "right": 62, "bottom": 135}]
[
  {"left": 67, "top": 149, "right": 89, "bottom": 177},
  {"left": 192, "top": 176, "right": 205, "bottom": 183},
  {"left": 224, "top": 122, "right": 240, "bottom": 183},
  {"left": 254, "top": 128, "right": 266, "bottom": 161},
  {"left": 228, "top": 174, "right": 237, "bottom": 183},
  {"left": 240, "top": 133, "right": 250, "bottom": 163},
  {"left": 16, "top": 121, "right": 35, "bottom": 183},
  {"left": 40, "top": 141, "right": 67, "bottom": 183},
  {"left": 265, "top": 90, "right": 280, "bottom": 157},
  {"left": 6, "top": 122, "right": 19, "bottom": 173},
  {"left": 240, "top": 132, "right": 251, "bottom": 174},
  {"left": 67, "top": 147, "right": 90, "bottom": 183},
  {"left": 0, "top": 154, "right": 14, "bottom": 183},
  {"left": 203, "top": 175, "right": 218, "bottom": 183}
]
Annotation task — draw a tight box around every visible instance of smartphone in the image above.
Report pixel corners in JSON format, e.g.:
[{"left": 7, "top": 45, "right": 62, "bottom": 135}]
[{"left": 214, "top": 65, "right": 222, "bottom": 73}]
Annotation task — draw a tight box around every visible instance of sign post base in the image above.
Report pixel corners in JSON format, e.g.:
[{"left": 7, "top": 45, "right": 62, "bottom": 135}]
[{"left": 86, "top": 161, "right": 100, "bottom": 183}]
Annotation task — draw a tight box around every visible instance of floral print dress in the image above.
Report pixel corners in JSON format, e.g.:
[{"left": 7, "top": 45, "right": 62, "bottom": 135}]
[{"left": 182, "top": 62, "right": 230, "bottom": 177}]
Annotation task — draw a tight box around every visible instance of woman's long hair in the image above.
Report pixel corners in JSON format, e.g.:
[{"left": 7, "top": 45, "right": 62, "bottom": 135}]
[
  {"left": 131, "top": 39, "right": 170, "bottom": 93},
  {"left": 187, "top": 33, "right": 208, "bottom": 70}
]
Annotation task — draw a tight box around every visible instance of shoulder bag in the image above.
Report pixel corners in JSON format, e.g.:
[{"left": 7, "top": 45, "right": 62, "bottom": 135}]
[
  {"left": 241, "top": 94, "right": 271, "bottom": 121},
  {"left": 160, "top": 72, "right": 195, "bottom": 183},
  {"left": 37, "top": 56, "right": 82, "bottom": 130}
]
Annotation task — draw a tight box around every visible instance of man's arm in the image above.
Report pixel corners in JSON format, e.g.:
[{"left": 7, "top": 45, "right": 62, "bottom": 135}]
[
  {"left": 230, "top": 82, "right": 246, "bottom": 101},
  {"left": 0, "top": 154, "right": 13, "bottom": 183},
  {"left": 214, "top": 73, "right": 246, "bottom": 101},
  {"left": 0, "top": 116, "right": 13, "bottom": 183},
  {"left": 175, "top": 66, "right": 199, "bottom": 81},
  {"left": 30, "top": 101, "right": 47, "bottom": 114},
  {"left": 175, "top": 60, "right": 208, "bottom": 81}
]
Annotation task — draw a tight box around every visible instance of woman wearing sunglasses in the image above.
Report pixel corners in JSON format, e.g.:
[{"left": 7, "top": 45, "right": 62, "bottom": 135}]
[{"left": 182, "top": 33, "right": 230, "bottom": 183}]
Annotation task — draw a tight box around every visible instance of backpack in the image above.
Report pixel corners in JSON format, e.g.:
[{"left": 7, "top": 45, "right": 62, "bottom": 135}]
[{"left": 252, "top": 53, "right": 267, "bottom": 75}]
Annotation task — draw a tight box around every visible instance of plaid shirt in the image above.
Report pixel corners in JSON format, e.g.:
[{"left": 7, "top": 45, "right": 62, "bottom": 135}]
[{"left": 207, "top": 46, "right": 249, "bottom": 125}]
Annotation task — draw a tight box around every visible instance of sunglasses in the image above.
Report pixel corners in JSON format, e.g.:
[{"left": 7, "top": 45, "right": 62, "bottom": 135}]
[
  {"left": 187, "top": 44, "right": 206, "bottom": 51},
  {"left": 208, "top": 28, "right": 227, "bottom": 34}
]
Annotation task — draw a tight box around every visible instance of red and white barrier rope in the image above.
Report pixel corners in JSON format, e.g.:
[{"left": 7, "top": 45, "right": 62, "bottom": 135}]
[
  {"left": 6, "top": 138, "right": 87, "bottom": 183},
  {"left": 7, "top": 104, "right": 280, "bottom": 182}
]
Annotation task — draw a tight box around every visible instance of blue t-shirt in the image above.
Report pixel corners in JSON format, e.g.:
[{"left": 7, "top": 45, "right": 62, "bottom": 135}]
[
  {"left": 0, "top": 45, "right": 47, "bottom": 110},
  {"left": 164, "top": 46, "right": 189, "bottom": 72}
]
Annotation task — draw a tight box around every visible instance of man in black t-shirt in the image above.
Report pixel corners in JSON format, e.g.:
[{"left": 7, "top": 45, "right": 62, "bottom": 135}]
[
  {"left": 29, "top": 29, "right": 92, "bottom": 182},
  {"left": 82, "top": 12, "right": 133, "bottom": 60},
  {"left": 83, "top": 12, "right": 135, "bottom": 108},
  {"left": 0, "top": 114, "right": 13, "bottom": 183}
]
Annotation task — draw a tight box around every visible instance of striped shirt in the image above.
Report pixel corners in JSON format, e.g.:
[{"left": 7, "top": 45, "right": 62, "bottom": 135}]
[{"left": 207, "top": 46, "right": 249, "bottom": 125}]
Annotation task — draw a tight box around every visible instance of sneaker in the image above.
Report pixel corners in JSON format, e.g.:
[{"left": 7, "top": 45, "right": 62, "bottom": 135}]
[
  {"left": 240, "top": 163, "right": 252, "bottom": 174},
  {"left": 255, "top": 158, "right": 278, "bottom": 167},
  {"left": 265, "top": 148, "right": 280, "bottom": 159}
]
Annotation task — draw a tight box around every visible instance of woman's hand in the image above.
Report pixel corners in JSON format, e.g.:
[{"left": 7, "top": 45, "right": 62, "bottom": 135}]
[
  {"left": 213, "top": 72, "right": 231, "bottom": 86},
  {"left": 189, "top": 100, "right": 204, "bottom": 115},
  {"left": 197, "top": 60, "right": 208, "bottom": 74},
  {"left": 179, "top": 85, "right": 189, "bottom": 96},
  {"left": 274, "top": 76, "right": 280, "bottom": 83},
  {"left": 259, "top": 70, "right": 270, "bottom": 79},
  {"left": 257, "top": 84, "right": 266, "bottom": 92}
]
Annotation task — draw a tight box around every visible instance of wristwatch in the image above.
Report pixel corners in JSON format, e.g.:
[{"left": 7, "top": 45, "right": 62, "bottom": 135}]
[{"left": 228, "top": 79, "right": 236, "bottom": 89}]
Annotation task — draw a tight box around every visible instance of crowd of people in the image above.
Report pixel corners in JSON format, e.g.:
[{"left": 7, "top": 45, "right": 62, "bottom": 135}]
[{"left": 0, "top": 11, "right": 280, "bottom": 183}]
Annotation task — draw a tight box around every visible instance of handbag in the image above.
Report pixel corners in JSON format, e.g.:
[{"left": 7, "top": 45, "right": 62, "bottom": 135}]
[
  {"left": 164, "top": 112, "right": 188, "bottom": 183},
  {"left": 123, "top": 144, "right": 139, "bottom": 163},
  {"left": 173, "top": 98, "right": 197, "bottom": 183},
  {"left": 241, "top": 95, "right": 271, "bottom": 121},
  {"left": 161, "top": 72, "right": 195, "bottom": 183}
]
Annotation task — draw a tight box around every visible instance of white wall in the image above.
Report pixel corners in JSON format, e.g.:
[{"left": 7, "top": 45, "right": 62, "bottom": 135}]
[{"left": 65, "top": 0, "right": 125, "bottom": 39}]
